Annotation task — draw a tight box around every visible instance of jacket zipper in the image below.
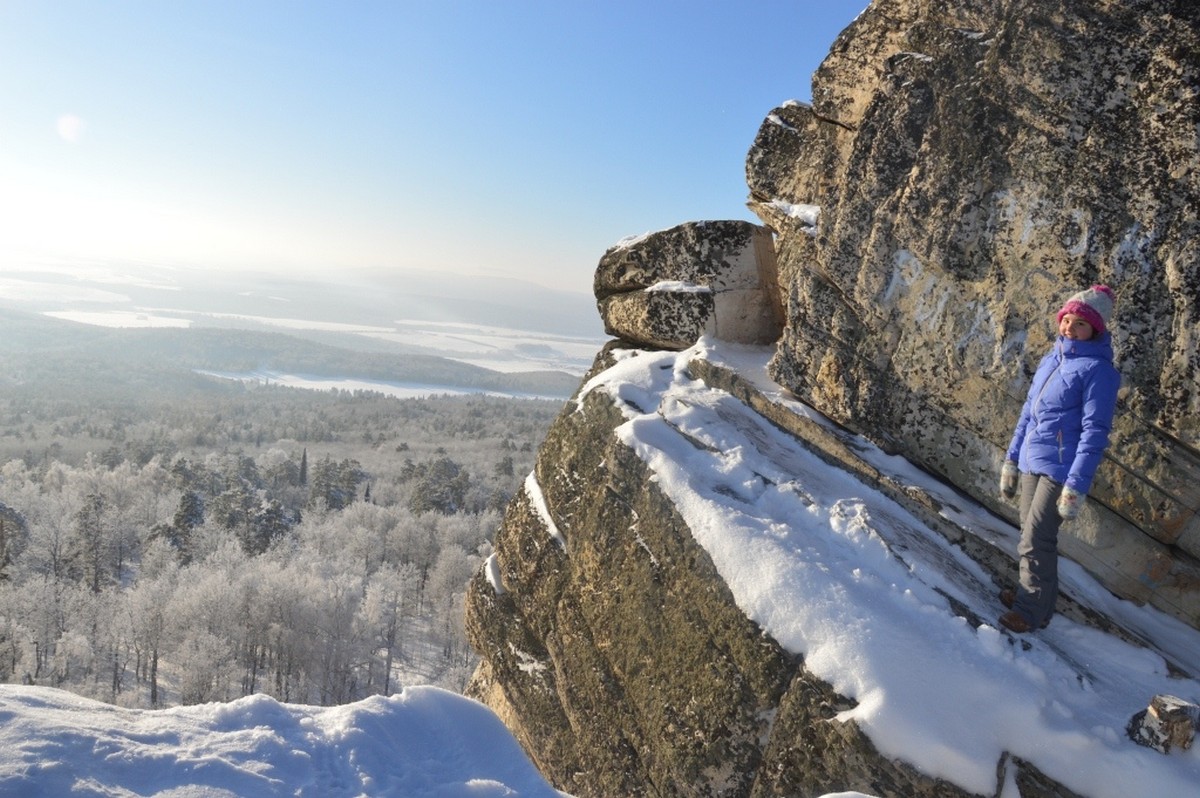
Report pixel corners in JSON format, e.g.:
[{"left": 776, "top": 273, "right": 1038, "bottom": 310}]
[{"left": 1031, "top": 345, "right": 1064, "bottom": 434}]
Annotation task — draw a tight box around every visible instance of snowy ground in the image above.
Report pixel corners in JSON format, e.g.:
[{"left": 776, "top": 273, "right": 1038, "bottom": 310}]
[
  {"left": 5, "top": 337, "right": 1199, "bottom": 797},
  {"left": 0, "top": 685, "right": 568, "bottom": 797}
]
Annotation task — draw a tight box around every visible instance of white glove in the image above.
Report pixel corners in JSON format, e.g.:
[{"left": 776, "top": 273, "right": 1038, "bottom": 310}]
[
  {"left": 1000, "top": 461, "right": 1019, "bottom": 500},
  {"left": 1057, "top": 486, "right": 1085, "bottom": 519}
]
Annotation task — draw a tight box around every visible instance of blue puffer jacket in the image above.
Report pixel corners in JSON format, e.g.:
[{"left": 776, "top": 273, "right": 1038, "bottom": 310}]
[{"left": 1006, "top": 333, "right": 1120, "bottom": 494}]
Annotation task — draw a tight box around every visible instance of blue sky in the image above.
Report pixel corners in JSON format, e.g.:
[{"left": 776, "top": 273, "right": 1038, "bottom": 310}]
[{"left": 0, "top": 1, "right": 867, "bottom": 293}]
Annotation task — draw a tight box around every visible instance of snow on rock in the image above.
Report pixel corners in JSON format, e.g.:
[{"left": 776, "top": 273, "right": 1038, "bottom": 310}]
[
  {"left": 766, "top": 199, "right": 820, "bottom": 231},
  {"left": 766, "top": 111, "right": 800, "bottom": 131},
  {"left": 524, "top": 471, "right": 566, "bottom": 549},
  {"left": 609, "top": 231, "right": 651, "bottom": 251},
  {"left": 1128, "top": 694, "right": 1200, "bottom": 754},
  {"left": 484, "top": 552, "right": 507, "bottom": 595},
  {"left": 645, "top": 280, "right": 712, "bottom": 294},
  {"left": 578, "top": 337, "right": 1200, "bottom": 798}
]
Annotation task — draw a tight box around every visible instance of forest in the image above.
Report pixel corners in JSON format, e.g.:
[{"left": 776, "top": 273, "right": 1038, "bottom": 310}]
[{"left": 0, "top": 309, "right": 573, "bottom": 708}]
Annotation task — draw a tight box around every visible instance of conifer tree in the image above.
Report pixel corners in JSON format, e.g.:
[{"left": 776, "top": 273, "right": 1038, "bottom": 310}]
[
  {"left": 407, "top": 458, "right": 470, "bottom": 515},
  {"left": 68, "top": 493, "right": 109, "bottom": 593},
  {"left": 166, "top": 490, "right": 205, "bottom": 562}
]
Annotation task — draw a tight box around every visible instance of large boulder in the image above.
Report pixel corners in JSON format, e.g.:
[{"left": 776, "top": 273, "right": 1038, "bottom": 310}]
[
  {"left": 747, "top": 0, "right": 1200, "bottom": 626},
  {"left": 466, "top": 344, "right": 1132, "bottom": 797},
  {"left": 595, "top": 220, "right": 783, "bottom": 350},
  {"left": 466, "top": 346, "right": 1019, "bottom": 798}
]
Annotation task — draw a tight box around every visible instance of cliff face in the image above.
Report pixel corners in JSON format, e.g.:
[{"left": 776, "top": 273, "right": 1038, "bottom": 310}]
[
  {"left": 465, "top": 343, "right": 1075, "bottom": 797},
  {"left": 466, "top": 0, "right": 1200, "bottom": 795},
  {"left": 466, "top": 339, "right": 1200, "bottom": 796},
  {"left": 748, "top": 0, "right": 1200, "bottom": 624},
  {"left": 464, "top": 356, "right": 798, "bottom": 797}
]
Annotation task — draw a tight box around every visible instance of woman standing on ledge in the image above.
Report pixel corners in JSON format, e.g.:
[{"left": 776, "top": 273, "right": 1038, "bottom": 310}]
[{"left": 998, "top": 285, "right": 1120, "bottom": 634}]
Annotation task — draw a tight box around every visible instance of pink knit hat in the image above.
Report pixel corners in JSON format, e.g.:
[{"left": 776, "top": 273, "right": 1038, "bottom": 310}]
[{"left": 1057, "top": 284, "right": 1115, "bottom": 335}]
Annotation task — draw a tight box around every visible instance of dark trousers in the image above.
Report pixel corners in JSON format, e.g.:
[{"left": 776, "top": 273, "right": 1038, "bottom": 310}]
[{"left": 1014, "top": 473, "right": 1064, "bottom": 627}]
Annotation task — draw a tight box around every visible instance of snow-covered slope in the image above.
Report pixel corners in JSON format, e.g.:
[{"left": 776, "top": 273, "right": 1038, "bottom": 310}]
[
  {"left": 573, "top": 338, "right": 1200, "bottom": 797},
  {"left": 0, "top": 685, "right": 569, "bottom": 797}
]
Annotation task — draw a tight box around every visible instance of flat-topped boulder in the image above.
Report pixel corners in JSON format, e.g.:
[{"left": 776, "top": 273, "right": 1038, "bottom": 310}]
[{"left": 595, "top": 220, "right": 783, "bottom": 349}]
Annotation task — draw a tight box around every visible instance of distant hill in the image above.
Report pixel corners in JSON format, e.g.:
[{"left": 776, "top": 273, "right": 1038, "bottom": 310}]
[{"left": 0, "top": 308, "right": 582, "bottom": 401}]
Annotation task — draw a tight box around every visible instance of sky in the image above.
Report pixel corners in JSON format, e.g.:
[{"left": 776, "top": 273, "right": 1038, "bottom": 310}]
[
  {"left": 0, "top": 1, "right": 867, "bottom": 295},
  {"left": 7, "top": 337, "right": 1200, "bottom": 796}
]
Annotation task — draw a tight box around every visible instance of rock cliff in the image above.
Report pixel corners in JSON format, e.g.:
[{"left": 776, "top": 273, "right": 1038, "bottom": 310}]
[
  {"left": 748, "top": 0, "right": 1200, "bottom": 625},
  {"left": 466, "top": 0, "right": 1200, "bottom": 795}
]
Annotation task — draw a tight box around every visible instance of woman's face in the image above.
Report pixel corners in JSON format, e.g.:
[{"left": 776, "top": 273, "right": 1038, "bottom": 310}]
[{"left": 1059, "top": 312, "right": 1095, "bottom": 340}]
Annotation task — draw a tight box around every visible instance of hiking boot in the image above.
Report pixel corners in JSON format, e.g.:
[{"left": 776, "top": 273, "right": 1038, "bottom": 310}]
[
  {"left": 999, "top": 590, "right": 1050, "bottom": 628},
  {"left": 999, "top": 610, "right": 1033, "bottom": 634}
]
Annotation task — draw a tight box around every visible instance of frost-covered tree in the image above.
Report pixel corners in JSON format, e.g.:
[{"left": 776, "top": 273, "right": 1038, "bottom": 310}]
[
  {"left": 155, "top": 489, "right": 204, "bottom": 562},
  {"left": 0, "top": 386, "right": 561, "bottom": 707},
  {"left": 209, "top": 482, "right": 254, "bottom": 534},
  {"left": 425, "top": 544, "right": 479, "bottom": 663},
  {"left": 175, "top": 630, "right": 233, "bottom": 705},
  {"left": 245, "top": 497, "right": 290, "bottom": 555},
  {"left": 310, "top": 569, "right": 369, "bottom": 705},
  {"left": 358, "top": 562, "right": 419, "bottom": 695},
  {"left": 126, "top": 550, "right": 176, "bottom": 706},
  {"left": 0, "top": 501, "right": 28, "bottom": 579}
]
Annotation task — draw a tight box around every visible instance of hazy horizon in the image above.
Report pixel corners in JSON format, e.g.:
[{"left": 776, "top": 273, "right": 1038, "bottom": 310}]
[{"left": 0, "top": 258, "right": 607, "bottom": 381}]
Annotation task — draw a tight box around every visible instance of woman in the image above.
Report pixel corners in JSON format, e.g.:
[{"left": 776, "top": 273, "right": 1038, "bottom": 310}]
[{"left": 998, "top": 285, "right": 1120, "bottom": 633}]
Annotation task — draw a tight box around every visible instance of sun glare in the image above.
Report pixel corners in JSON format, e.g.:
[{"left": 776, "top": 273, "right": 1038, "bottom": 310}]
[{"left": 56, "top": 114, "right": 86, "bottom": 144}]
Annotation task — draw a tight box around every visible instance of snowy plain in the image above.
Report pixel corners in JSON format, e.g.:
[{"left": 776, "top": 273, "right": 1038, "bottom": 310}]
[
  {"left": 0, "top": 265, "right": 606, "bottom": 378},
  {"left": 195, "top": 368, "right": 574, "bottom": 401},
  {"left": 56, "top": 311, "right": 602, "bottom": 378},
  {"left": 4, "top": 335, "right": 1199, "bottom": 797}
]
